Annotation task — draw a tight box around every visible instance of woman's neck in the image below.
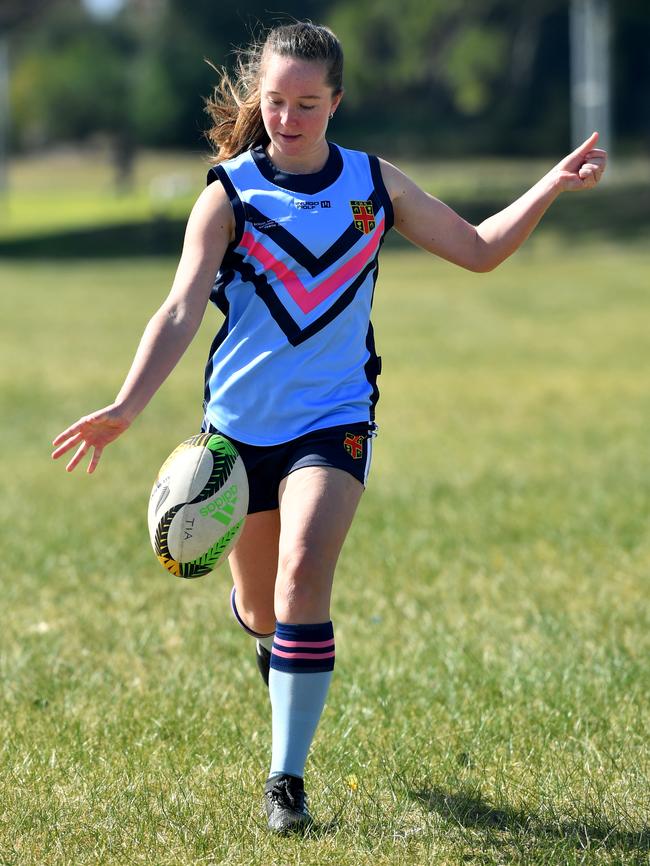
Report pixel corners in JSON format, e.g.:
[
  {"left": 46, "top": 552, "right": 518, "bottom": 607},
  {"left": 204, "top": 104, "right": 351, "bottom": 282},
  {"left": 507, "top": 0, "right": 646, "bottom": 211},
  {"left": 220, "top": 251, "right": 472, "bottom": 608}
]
[{"left": 264, "top": 141, "right": 330, "bottom": 175}]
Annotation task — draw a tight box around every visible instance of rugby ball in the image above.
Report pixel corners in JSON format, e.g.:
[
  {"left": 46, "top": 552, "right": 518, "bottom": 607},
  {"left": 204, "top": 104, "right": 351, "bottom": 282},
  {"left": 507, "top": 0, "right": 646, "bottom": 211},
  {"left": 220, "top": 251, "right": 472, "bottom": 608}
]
[{"left": 148, "top": 433, "right": 248, "bottom": 578}]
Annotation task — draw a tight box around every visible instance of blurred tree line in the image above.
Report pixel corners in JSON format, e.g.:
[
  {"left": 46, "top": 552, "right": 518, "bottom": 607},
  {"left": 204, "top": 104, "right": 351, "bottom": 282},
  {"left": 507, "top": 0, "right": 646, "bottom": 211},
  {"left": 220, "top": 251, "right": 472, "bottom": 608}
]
[{"left": 4, "top": 0, "right": 650, "bottom": 172}]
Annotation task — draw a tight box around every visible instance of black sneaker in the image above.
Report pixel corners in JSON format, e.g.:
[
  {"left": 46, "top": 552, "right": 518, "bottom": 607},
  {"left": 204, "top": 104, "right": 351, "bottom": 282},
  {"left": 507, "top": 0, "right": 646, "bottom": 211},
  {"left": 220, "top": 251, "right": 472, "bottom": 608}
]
[
  {"left": 263, "top": 774, "right": 312, "bottom": 833},
  {"left": 255, "top": 641, "right": 271, "bottom": 686}
]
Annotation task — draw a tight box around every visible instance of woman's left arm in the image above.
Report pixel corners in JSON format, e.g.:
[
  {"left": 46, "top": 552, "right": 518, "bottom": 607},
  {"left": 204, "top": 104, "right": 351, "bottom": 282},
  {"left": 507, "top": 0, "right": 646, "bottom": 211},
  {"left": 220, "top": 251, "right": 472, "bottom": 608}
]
[{"left": 382, "top": 132, "right": 607, "bottom": 273}]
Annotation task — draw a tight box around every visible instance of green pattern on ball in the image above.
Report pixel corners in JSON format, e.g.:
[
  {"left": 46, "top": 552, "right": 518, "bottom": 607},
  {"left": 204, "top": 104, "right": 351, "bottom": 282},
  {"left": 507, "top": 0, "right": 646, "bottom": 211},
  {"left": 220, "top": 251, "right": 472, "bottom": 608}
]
[
  {"left": 190, "top": 434, "right": 239, "bottom": 505},
  {"left": 206, "top": 435, "right": 238, "bottom": 458},
  {"left": 177, "top": 518, "right": 245, "bottom": 579}
]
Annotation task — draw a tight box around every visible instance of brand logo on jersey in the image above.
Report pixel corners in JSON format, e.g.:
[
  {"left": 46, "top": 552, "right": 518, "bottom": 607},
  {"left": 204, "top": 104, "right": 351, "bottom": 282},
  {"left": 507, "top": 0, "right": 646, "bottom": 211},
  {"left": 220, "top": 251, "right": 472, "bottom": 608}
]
[
  {"left": 350, "top": 200, "right": 375, "bottom": 234},
  {"left": 295, "top": 199, "right": 332, "bottom": 210},
  {"left": 251, "top": 217, "right": 279, "bottom": 230},
  {"left": 343, "top": 433, "right": 365, "bottom": 459}
]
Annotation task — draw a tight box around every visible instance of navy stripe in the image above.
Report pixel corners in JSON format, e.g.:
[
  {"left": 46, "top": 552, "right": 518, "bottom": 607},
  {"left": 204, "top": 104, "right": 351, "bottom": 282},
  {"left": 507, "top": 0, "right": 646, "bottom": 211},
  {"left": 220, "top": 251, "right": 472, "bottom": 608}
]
[
  {"left": 270, "top": 657, "right": 335, "bottom": 673},
  {"left": 243, "top": 190, "right": 385, "bottom": 277},
  {"left": 210, "top": 265, "right": 235, "bottom": 314},
  {"left": 368, "top": 154, "right": 394, "bottom": 232},
  {"left": 203, "top": 313, "right": 229, "bottom": 409},
  {"left": 364, "top": 321, "right": 381, "bottom": 421},
  {"left": 203, "top": 264, "right": 234, "bottom": 409},
  {"left": 272, "top": 644, "right": 334, "bottom": 655},
  {"left": 208, "top": 164, "right": 245, "bottom": 247},
  {"left": 275, "top": 621, "right": 334, "bottom": 641}
]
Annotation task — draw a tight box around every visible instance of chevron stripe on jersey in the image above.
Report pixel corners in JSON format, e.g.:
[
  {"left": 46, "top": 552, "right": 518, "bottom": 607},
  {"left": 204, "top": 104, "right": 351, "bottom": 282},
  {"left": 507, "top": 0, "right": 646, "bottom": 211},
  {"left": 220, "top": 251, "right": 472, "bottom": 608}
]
[
  {"left": 241, "top": 192, "right": 385, "bottom": 277},
  {"left": 239, "top": 217, "right": 385, "bottom": 315},
  {"left": 203, "top": 143, "right": 393, "bottom": 446}
]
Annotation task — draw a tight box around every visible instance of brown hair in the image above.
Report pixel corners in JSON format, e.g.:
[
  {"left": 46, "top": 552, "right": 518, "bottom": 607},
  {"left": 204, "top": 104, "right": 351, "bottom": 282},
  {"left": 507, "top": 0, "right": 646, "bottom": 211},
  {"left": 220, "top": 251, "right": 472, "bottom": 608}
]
[{"left": 205, "top": 22, "right": 343, "bottom": 164}]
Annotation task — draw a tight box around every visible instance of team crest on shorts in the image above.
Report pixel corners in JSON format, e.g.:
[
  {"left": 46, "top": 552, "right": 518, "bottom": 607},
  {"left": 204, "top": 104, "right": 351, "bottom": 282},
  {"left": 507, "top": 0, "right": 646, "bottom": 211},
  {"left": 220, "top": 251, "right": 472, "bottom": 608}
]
[
  {"left": 343, "top": 432, "right": 365, "bottom": 459},
  {"left": 349, "top": 200, "right": 376, "bottom": 234}
]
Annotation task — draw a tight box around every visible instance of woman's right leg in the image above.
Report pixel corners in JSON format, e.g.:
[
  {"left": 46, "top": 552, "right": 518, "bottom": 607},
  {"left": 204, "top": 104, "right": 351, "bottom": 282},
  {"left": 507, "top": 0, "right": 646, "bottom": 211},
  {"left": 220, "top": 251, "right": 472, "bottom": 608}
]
[{"left": 228, "top": 509, "right": 280, "bottom": 637}]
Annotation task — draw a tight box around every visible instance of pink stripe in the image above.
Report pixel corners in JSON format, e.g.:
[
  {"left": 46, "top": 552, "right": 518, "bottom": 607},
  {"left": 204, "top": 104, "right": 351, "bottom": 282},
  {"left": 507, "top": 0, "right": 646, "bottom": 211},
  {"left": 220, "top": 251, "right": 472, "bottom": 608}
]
[
  {"left": 240, "top": 231, "right": 305, "bottom": 302},
  {"left": 239, "top": 218, "right": 384, "bottom": 315},
  {"left": 272, "top": 649, "right": 336, "bottom": 660},
  {"left": 274, "top": 637, "right": 335, "bottom": 649}
]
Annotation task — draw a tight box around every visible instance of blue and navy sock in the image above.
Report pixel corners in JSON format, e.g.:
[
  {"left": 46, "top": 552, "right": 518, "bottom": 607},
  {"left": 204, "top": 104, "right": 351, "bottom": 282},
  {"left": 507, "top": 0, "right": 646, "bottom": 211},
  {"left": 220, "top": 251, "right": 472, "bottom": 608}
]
[
  {"left": 269, "top": 621, "right": 335, "bottom": 779},
  {"left": 230, "top": 587, "right": 275, "bottom": 651}
]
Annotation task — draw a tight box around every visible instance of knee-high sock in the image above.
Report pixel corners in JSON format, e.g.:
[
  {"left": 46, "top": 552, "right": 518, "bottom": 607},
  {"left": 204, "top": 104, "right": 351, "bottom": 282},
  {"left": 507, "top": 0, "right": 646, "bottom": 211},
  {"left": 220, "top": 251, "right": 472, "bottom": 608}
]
[
  {"left": 269, "top": 621, "right": 335, "bottom": 779},
  {"left": 230, "top": 586, "right": 275, "bottom": 651}
]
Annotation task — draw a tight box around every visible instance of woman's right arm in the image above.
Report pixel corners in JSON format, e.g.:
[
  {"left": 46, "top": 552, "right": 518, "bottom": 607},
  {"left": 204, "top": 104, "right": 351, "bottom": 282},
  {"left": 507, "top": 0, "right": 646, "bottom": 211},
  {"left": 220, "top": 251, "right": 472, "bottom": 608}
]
[{"left": 52, "top": 180, "right": 234, "bottom": 473}]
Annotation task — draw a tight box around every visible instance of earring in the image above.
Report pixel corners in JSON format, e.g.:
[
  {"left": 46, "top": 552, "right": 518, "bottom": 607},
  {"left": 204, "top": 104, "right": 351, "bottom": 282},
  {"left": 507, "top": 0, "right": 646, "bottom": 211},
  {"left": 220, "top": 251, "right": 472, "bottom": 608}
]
[{"left": 329, "top": 113, "right": 334, "bottom": 120}]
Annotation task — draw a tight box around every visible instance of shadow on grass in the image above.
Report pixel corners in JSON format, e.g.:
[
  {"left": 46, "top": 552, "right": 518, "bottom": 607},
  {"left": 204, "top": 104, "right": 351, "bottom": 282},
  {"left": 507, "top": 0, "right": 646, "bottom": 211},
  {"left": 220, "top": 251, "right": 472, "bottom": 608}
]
[
  {"left": 412, "top": 785, "right": 650, "bottom": 856},
  {"left": 0, "top": 185, "right": 648, "bottom": 259},
  {"left": 301, "top": 818, "right": 342, "bottom": 839}
]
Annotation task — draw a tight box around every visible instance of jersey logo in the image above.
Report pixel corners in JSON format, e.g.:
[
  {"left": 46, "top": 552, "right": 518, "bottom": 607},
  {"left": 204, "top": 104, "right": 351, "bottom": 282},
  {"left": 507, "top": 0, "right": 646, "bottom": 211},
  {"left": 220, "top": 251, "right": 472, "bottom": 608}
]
[
  {"left": 350, "top": 200, "right": 376, "bottom": 234},
  {"left": 343, "top": 433, "right": 365, "bottom": 459},
  {"left": 295, "top": 199, "right": 331, "bottom": 210}
]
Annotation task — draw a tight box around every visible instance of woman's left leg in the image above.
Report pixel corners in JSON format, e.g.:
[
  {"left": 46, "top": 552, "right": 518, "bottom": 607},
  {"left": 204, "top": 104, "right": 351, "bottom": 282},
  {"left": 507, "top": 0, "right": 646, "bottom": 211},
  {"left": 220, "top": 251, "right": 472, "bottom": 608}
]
[{"left": 266, "top": 465, "right": 363, "bottom": 823}]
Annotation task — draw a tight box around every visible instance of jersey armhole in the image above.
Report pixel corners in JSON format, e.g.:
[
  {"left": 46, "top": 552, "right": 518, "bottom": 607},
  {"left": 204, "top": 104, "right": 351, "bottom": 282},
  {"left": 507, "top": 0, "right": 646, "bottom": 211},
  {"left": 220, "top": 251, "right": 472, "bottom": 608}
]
[
  {"left": 368, "top": 155, "right": 394, "bottom": 232},
  {"left": 207, "top": 164, "right": 245, "bottom": 248}
]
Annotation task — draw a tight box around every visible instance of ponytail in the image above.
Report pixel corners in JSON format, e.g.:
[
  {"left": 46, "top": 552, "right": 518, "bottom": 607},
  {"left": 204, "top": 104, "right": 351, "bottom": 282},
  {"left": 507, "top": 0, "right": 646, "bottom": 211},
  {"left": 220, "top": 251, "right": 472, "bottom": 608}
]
[
  {"left": 205, "top": 22, "right": 343, "bottom": 164},
  {"left": 204, "top": 48, "right": 268, "bottom": 165}
]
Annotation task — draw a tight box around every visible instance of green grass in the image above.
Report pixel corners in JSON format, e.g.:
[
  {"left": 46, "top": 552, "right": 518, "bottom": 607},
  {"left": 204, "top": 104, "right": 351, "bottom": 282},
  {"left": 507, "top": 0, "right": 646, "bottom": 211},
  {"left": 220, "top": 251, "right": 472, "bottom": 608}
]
[
  {"left": 0, "top": 150, "right": 206, "bottom": 240},
  {"left": 2, "top": 238, "right": 650, "bottom": 864}
]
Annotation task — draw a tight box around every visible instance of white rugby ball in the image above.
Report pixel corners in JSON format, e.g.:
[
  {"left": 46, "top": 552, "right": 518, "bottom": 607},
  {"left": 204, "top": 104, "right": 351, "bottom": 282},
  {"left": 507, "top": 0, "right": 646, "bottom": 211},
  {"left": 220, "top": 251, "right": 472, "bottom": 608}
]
[{"left": 148, "top": 433, "right": 248, "bottom": 578}]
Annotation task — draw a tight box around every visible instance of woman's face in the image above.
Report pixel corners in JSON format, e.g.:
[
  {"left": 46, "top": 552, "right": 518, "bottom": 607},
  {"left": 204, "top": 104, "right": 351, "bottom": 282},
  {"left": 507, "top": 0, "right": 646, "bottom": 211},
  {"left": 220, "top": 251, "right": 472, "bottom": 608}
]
[{"left": 260, "top": 52, "right": 342, "bottom": 167}]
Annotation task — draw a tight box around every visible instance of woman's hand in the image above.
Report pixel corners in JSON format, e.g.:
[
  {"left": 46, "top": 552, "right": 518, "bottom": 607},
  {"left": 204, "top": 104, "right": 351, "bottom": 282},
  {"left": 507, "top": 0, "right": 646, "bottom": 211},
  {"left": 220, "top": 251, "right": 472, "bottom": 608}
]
[
  {"left": 553, "top": 131, "right": 607, "bottom": 192},
  {"left": 51, "top": 180, "right": 235, "bottom": 476},
  {"left": 52, "top": 404, "right": 132, "bottom": 473}
]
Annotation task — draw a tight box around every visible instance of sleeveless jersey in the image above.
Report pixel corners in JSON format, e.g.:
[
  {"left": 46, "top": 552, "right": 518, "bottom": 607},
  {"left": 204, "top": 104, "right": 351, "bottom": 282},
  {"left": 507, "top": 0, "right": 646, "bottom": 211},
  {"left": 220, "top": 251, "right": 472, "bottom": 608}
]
[{"left": 203, "top": 142, "right": 394, "bottom": 446}]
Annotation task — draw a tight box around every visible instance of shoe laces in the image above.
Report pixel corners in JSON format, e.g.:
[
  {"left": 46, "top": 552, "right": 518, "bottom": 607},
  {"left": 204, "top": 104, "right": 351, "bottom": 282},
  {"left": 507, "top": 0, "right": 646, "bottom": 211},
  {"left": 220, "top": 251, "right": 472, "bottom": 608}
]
[{"left": 267, "top": 776, "right": 305, "bottom": 811}]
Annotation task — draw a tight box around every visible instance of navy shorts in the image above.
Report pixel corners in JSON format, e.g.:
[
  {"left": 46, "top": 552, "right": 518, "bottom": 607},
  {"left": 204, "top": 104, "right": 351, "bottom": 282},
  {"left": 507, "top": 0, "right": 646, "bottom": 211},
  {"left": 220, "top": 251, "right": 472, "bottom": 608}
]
[{"left": 201, "top": 420, "right": 376, "bottom": 514}]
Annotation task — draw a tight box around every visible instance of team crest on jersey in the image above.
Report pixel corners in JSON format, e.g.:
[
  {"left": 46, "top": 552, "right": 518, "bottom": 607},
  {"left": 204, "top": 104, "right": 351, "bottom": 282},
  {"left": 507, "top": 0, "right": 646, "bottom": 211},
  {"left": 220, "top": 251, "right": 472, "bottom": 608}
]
[
  {"left": 350, "top": 200, "right": 376, "bottom": 234},
  {"left": 343, "top": 432, "right": 365, "bottom": 459}
]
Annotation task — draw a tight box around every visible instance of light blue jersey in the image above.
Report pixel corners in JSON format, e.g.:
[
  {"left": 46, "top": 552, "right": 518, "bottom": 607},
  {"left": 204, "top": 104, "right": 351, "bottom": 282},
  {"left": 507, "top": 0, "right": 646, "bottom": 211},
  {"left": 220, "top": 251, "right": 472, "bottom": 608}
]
[{"left": 203, "top": 142, "right": 393, "bottom": 446}]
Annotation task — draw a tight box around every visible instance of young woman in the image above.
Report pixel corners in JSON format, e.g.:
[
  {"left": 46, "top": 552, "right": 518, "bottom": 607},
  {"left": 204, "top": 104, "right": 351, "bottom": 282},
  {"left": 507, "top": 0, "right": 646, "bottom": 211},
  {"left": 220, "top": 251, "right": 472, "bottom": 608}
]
[{"left": 52, "top": 22, "right": 607, "bottom": 833}]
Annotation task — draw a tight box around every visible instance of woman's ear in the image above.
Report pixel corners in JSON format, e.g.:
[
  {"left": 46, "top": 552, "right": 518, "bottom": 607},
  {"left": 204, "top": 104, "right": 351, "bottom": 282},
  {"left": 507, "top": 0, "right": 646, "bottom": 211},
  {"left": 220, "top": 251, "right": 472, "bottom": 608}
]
[{"left": 330, "top": 89, "right": 344, "bottom": 117}]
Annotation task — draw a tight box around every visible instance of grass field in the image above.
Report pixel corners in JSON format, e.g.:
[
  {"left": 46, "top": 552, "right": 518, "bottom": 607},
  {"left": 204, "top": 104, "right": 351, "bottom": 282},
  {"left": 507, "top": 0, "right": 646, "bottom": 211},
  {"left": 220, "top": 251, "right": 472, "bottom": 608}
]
[{"left": 2, "top": 236, "right": 650, "bottom": 864}]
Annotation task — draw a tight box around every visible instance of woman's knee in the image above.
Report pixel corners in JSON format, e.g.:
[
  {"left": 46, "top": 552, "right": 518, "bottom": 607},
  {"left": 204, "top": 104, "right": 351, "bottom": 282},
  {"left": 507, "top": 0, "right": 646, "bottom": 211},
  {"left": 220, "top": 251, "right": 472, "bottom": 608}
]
[{"left": 274, "top": 547, "right": 333, "bottom": 622}]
